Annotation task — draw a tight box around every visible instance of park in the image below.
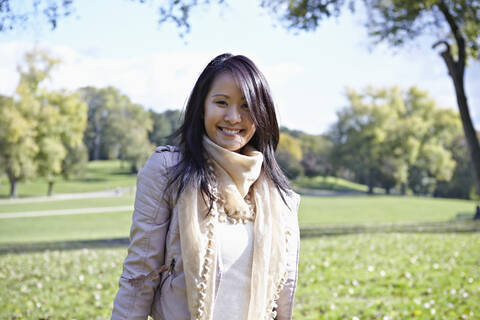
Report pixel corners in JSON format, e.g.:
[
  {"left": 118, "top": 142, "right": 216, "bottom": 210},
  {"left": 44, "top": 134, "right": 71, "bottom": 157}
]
[{"left": 1, "top": 1, "right": 480, "bottom": 319}]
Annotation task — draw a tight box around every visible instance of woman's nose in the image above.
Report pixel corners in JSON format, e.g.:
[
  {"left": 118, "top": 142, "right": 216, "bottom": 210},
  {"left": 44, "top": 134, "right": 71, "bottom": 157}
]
[{"left": 224, "top": 106, "right": 241, "bottom": 123}]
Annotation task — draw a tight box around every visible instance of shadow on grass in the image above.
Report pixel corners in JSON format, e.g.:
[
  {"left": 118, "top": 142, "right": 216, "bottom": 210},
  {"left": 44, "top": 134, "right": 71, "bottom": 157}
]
[
  {"left": 300, "top": 219, "right": 480, "bottom": 238},
  {"left": 2, "top": 220, "right": 479, "bottom": 255}
]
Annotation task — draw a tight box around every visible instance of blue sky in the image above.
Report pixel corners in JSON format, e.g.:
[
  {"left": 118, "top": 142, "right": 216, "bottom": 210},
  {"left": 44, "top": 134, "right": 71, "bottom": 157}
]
[{"left": 0, "top": 0, "right": 479, "bottom": 134}]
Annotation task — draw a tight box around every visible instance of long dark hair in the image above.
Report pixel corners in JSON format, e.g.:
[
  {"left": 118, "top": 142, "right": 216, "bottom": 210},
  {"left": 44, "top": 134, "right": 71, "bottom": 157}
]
[{"left": 168, "top": 53, "right": 291, "bottom": 207}]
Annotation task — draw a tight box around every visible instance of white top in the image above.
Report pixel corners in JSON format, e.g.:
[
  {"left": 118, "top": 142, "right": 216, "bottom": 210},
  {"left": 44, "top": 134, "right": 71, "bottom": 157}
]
[{"left": 213, "top": 220, "right": 254, "bottom": 320}]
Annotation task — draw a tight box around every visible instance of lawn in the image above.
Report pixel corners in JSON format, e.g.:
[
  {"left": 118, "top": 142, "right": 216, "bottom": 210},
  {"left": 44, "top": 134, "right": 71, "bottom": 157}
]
[
  {"left": 294, "top": 175, "right": 385, "bottom": 193},
  {"left": 0, "top": 160, "right": 137, "bottom": 198},
  {"left": 0, "top": 195, "right": 135, "bottom": 214},
  {"left": 294, "top": 233, "right": 480, "bottom": 319},
  {"left": 298, "top": 195, "right": 477, "bottom": 225},
  {"left": 0, "top": 195, "right": 477, "bottom": 245},
  {"left": 1, "top": 233, "right": 478, "bottom": 319}
]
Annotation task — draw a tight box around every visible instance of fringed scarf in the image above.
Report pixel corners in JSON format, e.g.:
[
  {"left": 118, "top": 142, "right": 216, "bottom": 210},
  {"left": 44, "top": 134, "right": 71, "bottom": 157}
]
[{"left": 177, "top": 136, "right": 291, "bottom": 320}]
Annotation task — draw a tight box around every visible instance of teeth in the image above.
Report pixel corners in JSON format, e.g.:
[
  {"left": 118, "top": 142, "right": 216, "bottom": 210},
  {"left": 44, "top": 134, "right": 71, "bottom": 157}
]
[{"left": 221, "top": 128, "right": 241, "bottom": 134}]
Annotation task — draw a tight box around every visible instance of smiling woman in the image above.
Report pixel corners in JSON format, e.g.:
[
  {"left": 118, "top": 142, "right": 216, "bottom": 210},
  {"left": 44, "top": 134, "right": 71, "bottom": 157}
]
[
  {"left": 111, "top": 53, "right": 300, "bottom": 320},
  {"left": 203, "top": 72, "right": 256, "bottom": 152}
]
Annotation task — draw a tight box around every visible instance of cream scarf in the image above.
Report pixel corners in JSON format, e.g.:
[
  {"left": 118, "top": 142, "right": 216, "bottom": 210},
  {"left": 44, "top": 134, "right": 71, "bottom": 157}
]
[{"left": 177, "top": 136, "right": 291, "bottom": 320}]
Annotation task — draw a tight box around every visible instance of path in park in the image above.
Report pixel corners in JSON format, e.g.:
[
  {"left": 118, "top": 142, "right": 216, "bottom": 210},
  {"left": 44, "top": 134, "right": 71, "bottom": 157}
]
[
  {"left": 0, "top": 205, "right": 134, "bottom": 219},
  {"left": 0, "top": 187, "right": 135, "bottom": 204}
]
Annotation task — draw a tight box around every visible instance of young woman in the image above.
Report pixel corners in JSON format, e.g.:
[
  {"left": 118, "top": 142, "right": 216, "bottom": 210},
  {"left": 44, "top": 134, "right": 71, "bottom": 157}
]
[{"left": 112, "top": 53, "right": 300, "bottom": 320}]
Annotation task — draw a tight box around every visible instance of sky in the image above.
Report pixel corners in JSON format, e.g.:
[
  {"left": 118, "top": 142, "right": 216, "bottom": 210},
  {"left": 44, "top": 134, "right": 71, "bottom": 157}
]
[{"left": 0, "top": 0, "right": 479, "bottom": 135}]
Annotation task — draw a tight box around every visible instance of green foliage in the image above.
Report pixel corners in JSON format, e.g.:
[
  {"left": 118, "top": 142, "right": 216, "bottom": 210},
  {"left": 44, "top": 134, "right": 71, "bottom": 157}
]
[
  {"left": 0, "top": 49, "right": 88, "bottom": 196},
  {"left": 277, "top": 132, "right": 304, "bottom": 178},
  {"left": 364, "top": 0, "right": 480, "bottom": 60},
  {"left": 0, "top": 94, "right": 38, "bottom": 196},
  {"left": 261, "top": 0, "right": 352, "bottom": 31},
  {"left": 329, "top": 86, "right": 462, "bottom": 195},
  {"left": 148, "top": 109, "right": 183, "bottom": 146},
  {"left": 8, "top": 49, "right": 89, "bottom": 196},
  {"left": 262, "top": 0, "right": 480, "bottom": 197},
  {"left": 278, "top": 132, "right": 303, "bottom": 160},
  {"left": 79, "top": 86, "right": 153, "bottom": 173}
]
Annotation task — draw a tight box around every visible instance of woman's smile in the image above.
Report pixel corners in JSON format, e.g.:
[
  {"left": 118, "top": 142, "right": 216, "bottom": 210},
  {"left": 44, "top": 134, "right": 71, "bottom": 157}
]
[{"left": 204, "top": 72, "right": 256, "bottom": 152}]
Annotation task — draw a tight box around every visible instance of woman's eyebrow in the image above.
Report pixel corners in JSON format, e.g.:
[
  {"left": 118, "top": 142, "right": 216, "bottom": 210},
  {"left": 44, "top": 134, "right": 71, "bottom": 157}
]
[
  {"left": 211, "top": 94, "right": 246, "bottom": 100},
  {"left": 211, "top": 94, "right": 230, "bottom": 98}
]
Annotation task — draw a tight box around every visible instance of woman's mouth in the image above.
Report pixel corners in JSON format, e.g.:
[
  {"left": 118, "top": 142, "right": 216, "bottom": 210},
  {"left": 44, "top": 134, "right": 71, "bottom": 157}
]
[{"left": 219, "top": 127, "right": 243, "bottom": 136}]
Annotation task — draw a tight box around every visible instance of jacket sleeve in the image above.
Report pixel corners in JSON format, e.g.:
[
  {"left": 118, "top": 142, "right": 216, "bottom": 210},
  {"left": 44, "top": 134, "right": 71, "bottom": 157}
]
[
  {"left": 111, "top": 151, "right": 173, "bottom": 320},
  {"left": 275, "top": 193, "right": 301, "bottom": 320}
]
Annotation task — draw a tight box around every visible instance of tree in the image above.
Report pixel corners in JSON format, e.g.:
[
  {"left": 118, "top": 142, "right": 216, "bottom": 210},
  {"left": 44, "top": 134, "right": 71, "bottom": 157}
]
[
  {"left": 79, "top": 86, "right": 154, "bottom": 171},
  {"left": 435, "top": 134, "right": 477, "bottom": 199},
  {"left": 329, "top": 86, "right": 461, "bottom": 195},
  {"left": 38, "top": 90, "right": 88, "bottom": 195},
  {"left": 259, "top": 0, "right": 480, "bottom": 197},
  {"left": 0, "top": 49, "right": 87, "bottom": 197},
  {"left": 80, "top": 86, "right": 153, "bottom": 172},
  {"left": 276, "top": 132, "right": 304, "bottom": 179},
  {"left": 149, "top": 109, "right": 183, "bottom": 146},
  {"left": 297, "top": 133, "right": 333, "bottom": 177},
  {"left": 79, "top": 86, "right": 111, "bottom": 160},
  {"left": 108, "top": 100, "right": 153, "bottom": 173},
  {"left": 0, "top": 0, "right": 224, "bottom": 36},
  {"left": 14, "top": 49, "right": 88, "bottom": 196},
  {"left": 0, "top": 94, "right": 38, "bottom": 197}
]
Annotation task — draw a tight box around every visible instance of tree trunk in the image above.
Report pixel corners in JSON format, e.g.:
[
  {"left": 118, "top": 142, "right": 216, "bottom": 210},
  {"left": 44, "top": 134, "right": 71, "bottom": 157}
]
[
  {"left": 367, "top": 170, "right": 374, "bottom": 194},
  {"left": 8, "top": 172, "right": 17, "bottom": 198},
  {"left": 47, "top": 181, "right": 54, "bottom": 196},
  {"left": 444, "top": 62, "right": 480, "bottom": 197},
  {"left": 435, "top": 3, "right": 480, "bottom": 197},
  {"left": 400, "top": 183, "right": 406, "bottom": 195}
]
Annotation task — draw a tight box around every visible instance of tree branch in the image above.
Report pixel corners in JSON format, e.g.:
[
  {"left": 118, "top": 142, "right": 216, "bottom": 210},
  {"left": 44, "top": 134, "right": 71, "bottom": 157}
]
[
  {"left": 432, "top": 40, "right": 456, "bottom": 79},
  {"left": 436, "top": 1, "right": 466, "bottom": 74}
]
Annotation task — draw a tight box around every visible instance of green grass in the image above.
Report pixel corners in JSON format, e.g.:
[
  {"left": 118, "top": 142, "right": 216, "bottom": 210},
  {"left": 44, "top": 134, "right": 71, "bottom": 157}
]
[
  {"left": 1, "top": 234, "right": 478, "bottom": 319},
  {"left": 0, "top": 160, "right": 137, "bottom": 198},
  {"left": 0, "top": 247, "right": 124, "bottom": 319},
  {"left": 294, "top": 175, "right": 384, "bottom": 193},
  {"left": 0, "top": 195, "right": 134, "bottom": 214},
  {"left": 0, "top": 211, "right": 132, "bottom": 244},
  {"left": 295, "top": 233, "right": 480, "bottom": 320},
  {"left": 298, "top": 195, "right": 477, "bottom": 226},
  {"left": 0, "top": 195, "right": 476, "bottom": 245}
]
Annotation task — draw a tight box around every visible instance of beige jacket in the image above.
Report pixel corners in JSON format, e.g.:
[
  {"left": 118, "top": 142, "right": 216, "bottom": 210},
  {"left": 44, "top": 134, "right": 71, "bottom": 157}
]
[{"left": 111, "top": 146, "right": 301, "bottom": 320}]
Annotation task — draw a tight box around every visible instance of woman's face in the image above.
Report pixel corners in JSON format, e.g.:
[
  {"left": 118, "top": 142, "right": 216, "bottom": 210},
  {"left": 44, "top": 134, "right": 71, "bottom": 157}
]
[{"left": 204, "top": 72, "right": 256, "bottom": 153}]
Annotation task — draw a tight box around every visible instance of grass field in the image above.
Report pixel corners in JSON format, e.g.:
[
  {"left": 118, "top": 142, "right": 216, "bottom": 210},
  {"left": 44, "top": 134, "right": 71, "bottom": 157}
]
[
  {"left": 294, "top": 233, "right": 480, "bottom": 319},
  {"left": 294, "top": 175, "right": 385, "bottom": 194},
  {"left": 298, "top": 195, "right": 477, "bottom": 225},
  {"left": 0, "top": 189, "right": 479, "bottom": 319},
  {"left": 1, "top": 233, "right": 478, "bottom": 319},
  {"left": 0, "top": 160, "right": 137, "bottom": 198},
  {"left": 0, "top": 195, "right": 477, "bottom": 245}
]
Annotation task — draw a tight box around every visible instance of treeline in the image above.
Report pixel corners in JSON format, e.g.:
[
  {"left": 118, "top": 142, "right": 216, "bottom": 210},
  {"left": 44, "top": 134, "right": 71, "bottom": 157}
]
[
  {"left": 276, "top": 86, "right": 477, "bottom": 200},
  {"left": 0, "top": 50, "right": 182, "bottom": 197},
  {"left": 79, "top": 86, "right": 181, "bottom": 170},
  {"left": 1, "top": 50, "right": 476, "bottom": 200}
]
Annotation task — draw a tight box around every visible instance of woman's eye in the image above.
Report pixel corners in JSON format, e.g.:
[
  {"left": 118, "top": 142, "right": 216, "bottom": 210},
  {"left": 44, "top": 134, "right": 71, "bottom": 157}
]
[{"left": 215, "top": 100, "right": 227, "bottom": 106}]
